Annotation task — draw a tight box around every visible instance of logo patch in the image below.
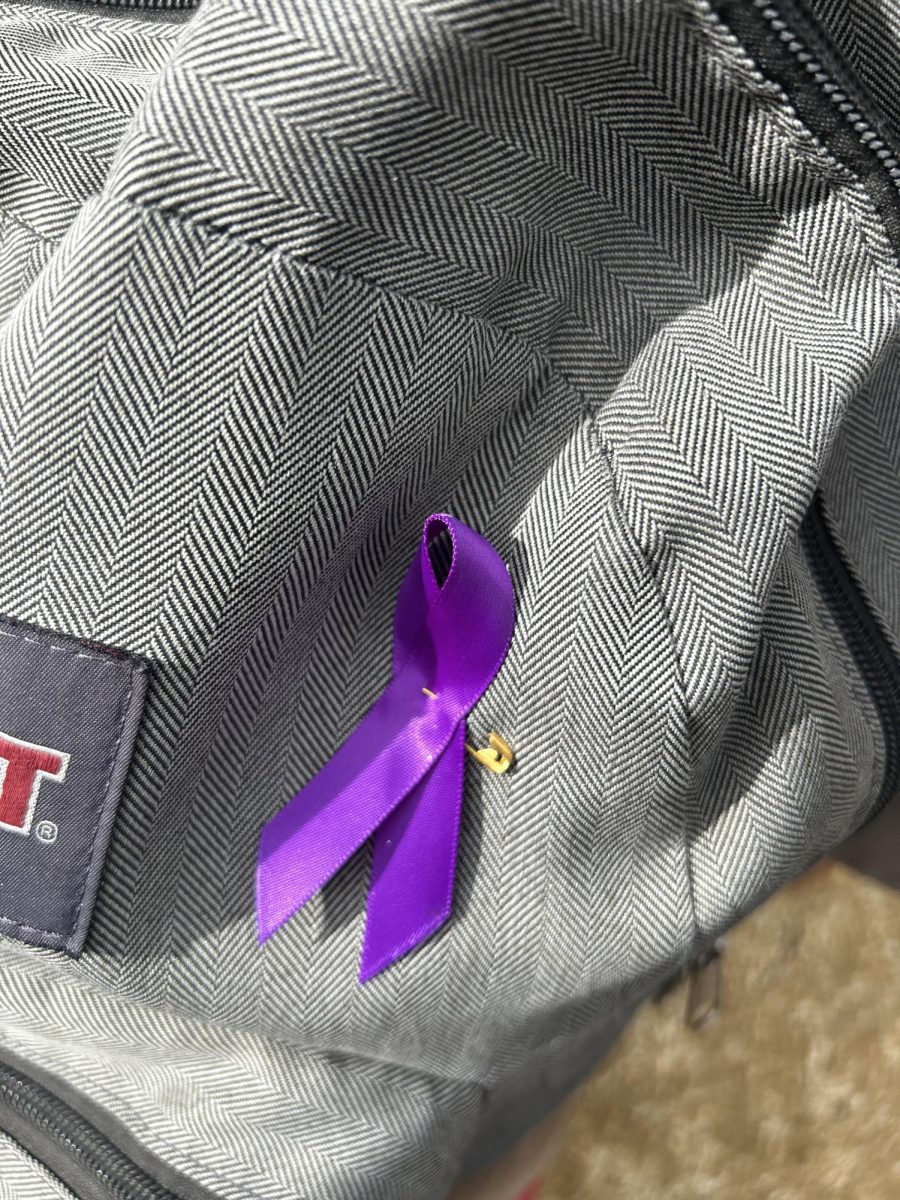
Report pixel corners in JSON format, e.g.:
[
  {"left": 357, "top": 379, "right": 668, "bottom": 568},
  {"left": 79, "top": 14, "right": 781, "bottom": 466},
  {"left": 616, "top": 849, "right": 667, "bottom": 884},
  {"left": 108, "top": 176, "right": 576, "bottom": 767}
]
[
  {"left": 0, "top": 614, "right": 148, "bottom": 955},
  {"left": 0, "top": 733, "right": 70, "bottom": 836}
]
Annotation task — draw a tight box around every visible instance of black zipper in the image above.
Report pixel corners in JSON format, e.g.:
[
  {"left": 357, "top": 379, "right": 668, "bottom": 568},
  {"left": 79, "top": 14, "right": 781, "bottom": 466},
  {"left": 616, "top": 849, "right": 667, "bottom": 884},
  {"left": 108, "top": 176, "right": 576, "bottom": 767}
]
[
  {"left": 0, "top": 1060, "right": 176, "bottom": 1200},
  {"left": 5, "top": 3, "right": 900, "bottom": 1196},
  {"left": 711, "top": 0, "right": 900, "bottom": 247},
  {"left": 800, "top": 492, "right": 900, "bottom": 820},
  {"left": 751, "top": 0, "right": 900, "bottom": 187},
  {"left": 714, "top": 0, "right": 900, "bottom": 816}
]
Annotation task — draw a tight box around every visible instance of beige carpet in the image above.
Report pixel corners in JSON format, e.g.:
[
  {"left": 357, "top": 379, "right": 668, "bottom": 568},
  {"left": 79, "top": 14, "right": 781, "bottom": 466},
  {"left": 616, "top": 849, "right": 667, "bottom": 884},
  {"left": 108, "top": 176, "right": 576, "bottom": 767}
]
[{"left": 542, "top": 862, "right": 900, "bottom": 1199}]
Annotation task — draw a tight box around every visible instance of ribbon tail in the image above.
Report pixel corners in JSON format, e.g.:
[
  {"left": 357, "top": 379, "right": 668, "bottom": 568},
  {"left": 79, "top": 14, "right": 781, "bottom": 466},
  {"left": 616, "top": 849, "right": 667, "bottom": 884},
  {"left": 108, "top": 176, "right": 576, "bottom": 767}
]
[
  {"left": 256, "top": 680, "right": 460, "bottom": 944},
  {"left": 359, "top": 722, "right": 466, "bottom": 983}
]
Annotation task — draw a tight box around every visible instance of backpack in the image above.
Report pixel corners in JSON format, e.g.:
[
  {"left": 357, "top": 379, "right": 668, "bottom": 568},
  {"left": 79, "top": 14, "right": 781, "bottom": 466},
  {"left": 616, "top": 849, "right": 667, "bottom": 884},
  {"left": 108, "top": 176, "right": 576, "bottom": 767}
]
[{"left": 0, "top": 0, "right": 899, "bottom": 1196}]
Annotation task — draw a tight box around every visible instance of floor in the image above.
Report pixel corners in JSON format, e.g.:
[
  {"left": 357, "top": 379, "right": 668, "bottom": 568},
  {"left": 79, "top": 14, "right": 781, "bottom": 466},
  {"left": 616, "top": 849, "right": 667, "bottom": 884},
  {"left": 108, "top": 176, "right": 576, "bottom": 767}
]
[{"left": 541, "top": 861, "right": 900, "bottom": 1199}]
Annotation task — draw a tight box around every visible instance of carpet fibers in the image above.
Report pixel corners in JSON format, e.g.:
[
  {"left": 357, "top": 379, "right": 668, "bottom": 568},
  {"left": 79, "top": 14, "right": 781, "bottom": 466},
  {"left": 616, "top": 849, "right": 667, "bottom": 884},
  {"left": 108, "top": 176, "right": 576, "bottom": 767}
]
[{"left": 542, "top": 862, "right": 900, "bottom": 1199}]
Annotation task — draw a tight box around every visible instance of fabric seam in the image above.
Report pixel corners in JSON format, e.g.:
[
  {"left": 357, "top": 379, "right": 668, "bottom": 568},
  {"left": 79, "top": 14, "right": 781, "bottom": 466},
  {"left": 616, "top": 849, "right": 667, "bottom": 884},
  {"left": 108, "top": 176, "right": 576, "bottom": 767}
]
[
  {"left": 0, "top": 626, "right": 141, "bottom": 945},
  {"left": 682, "top": 0, "right": 900, "bottom": 315},
  {"left": 587, "top": 421, "right": 701, "bottom": 955},
  {"left": 64, "top": 671, "right": 137, "bottom": 952}
]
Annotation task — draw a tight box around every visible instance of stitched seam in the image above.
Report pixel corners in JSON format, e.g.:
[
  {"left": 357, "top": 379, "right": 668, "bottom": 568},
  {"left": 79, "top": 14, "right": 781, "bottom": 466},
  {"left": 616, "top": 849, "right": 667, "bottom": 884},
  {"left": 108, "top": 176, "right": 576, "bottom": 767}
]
[
  {"left": 0, "top": 1040, "right": 291, "bottom": 1200},
  {"left": 0, "top": 626, "right": 134, "bottom": 666},
  {"left": 0, "top": 1028, "right": 481, "bottom": 1200},
  {"left": 586, "top": 420, "right": 701, "bottom": 952},
  {"left": 95, "top": 188, "right": 602, "bottom": 406},
  {"left": 0, "top": 671, "right": 133, "bottom": 941},
  {"left": 683, "top": 0, "right": 900, "bottom": 316},
  {"left": 100, "top": 166, "right": 900, "bottom": 432},
  {"left": 0, "top": 625, "right": 141, "bottom": 941},
  {"left": 64, "top": 670, "right": 137, "bottom": 946},
  {"left": 0, "top": 207, "right": 57, "bottom": 247}
]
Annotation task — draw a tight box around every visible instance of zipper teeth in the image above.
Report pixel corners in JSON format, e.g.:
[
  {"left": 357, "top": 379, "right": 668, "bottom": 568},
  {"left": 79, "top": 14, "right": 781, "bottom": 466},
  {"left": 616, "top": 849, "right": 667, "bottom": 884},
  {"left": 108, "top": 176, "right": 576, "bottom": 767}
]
[
  {"left": 0, "top": 1073, "right": 130, "bottom": 1200},
  {"left": 756, "top": 5, "right": 900, "bottom": 807},
  {"left": 752, "top": 0, "right": 900, "bottom": 191},
  {"left": 801, "top": 495, "right": 900, "bottom": 813},
  {"left": 0, "top": 1065, "right": 169, "bottom": 1200},
  {"left": 0, "top": 6, "right": 894, "bottom": 1198}
]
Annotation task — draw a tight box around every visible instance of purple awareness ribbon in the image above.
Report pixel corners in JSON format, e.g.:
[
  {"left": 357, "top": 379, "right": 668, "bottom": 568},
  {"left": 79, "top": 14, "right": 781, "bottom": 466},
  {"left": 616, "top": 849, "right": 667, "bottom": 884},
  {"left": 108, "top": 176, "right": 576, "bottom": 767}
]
[{"left": 256, "top": 513, "right": 516, "bottom": 983}]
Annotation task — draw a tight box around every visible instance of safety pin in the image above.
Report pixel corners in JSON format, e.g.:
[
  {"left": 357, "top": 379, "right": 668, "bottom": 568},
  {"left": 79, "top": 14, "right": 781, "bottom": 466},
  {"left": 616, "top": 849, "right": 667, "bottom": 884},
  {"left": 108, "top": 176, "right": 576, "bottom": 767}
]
[{"left": 421, "top": 687, "right": 515, "bottom": 774}]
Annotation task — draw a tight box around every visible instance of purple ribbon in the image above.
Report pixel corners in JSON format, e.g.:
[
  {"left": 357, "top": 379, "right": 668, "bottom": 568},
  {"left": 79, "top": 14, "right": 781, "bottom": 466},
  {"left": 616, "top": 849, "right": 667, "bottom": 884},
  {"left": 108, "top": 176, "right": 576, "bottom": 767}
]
[{"left": 256, "top": 513, "right": 516, "bottom": 982}]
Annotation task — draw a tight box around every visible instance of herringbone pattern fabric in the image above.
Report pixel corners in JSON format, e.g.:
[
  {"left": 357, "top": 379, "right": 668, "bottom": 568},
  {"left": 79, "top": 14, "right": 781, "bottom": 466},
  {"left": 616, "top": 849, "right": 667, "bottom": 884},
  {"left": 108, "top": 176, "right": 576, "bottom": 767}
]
[
  {"left": 0, "top": 0, "right": 186, "bottom": 233},
  {"left": 804, "top": 0, "right": 900, "bottom": 139},
  {"left": 0, "top": 955, "right": 481, "bottom": 1200},
  {"left": 0, "top": 214, "right": 52, "bottom": 324},
  {"left": 0, "top": 0, "right": 186, "bottom": 314},
  {"left": 0, "top": 1, "right": 898, "bottom": 1196},
  {"left": 0, "top": 1133, "right": 78, "bottom": 1200}
]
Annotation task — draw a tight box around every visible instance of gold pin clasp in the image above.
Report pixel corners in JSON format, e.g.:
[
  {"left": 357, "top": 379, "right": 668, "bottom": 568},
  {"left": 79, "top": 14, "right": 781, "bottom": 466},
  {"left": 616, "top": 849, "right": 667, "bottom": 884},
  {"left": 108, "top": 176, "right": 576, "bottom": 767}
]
[
  {"left": 465, "top": 731, "right": 515, "bottom": 774},
  {"left": 421, "top": 687, "right": 515, "bottom": 774}
]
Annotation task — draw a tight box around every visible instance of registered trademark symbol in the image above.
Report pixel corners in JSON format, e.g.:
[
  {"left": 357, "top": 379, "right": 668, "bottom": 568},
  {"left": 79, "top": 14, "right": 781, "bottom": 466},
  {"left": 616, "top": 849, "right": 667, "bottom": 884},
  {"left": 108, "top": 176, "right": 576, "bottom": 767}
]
[{"left": 34, "top": 820, "right": 58, "bottom": 845}]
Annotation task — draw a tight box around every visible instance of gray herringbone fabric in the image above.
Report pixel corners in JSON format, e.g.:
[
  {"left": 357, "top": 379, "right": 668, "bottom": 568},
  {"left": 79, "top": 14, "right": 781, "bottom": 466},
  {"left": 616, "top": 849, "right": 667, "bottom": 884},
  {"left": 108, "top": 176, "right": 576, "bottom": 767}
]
[
  {"left": 0, "top": 1133, "right": 79, "bottom": 1200},
  {"left": 1, "top": 0, "right": 900, "bottom": 1196},
  {"left": 824, "top": 340, "right": 900, "bottom": 638},
  {"left": 804, "top": 0, "right": 900, "bottom": 137}
]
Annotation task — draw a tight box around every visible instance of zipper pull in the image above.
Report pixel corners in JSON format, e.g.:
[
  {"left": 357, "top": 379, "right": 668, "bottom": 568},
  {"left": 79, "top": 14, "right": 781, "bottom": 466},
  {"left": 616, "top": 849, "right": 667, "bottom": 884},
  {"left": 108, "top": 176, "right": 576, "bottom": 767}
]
[{"left": 684, "top": 938, "right": 726, "bottom": 1029}]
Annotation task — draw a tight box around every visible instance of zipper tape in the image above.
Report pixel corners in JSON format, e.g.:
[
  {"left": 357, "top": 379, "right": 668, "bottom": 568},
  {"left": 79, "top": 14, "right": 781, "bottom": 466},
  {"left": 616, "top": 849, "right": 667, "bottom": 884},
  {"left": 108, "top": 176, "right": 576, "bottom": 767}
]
[{"left": 0, "top": 1058, "right": 179, "bottom": 1200}]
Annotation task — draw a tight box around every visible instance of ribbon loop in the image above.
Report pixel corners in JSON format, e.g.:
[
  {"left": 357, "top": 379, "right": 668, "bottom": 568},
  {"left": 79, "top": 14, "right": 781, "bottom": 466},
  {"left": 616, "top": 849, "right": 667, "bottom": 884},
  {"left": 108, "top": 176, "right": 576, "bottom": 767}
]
[{"left": 256, "top": 513, "right": 515, "bottom": 982}]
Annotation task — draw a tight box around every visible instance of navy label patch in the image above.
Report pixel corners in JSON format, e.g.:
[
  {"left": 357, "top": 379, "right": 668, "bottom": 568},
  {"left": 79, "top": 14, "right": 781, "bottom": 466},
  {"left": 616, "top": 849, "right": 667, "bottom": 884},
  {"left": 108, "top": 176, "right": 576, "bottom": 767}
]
[{"left": 0, "top": 614, "right": 148, "bottom": 955}]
